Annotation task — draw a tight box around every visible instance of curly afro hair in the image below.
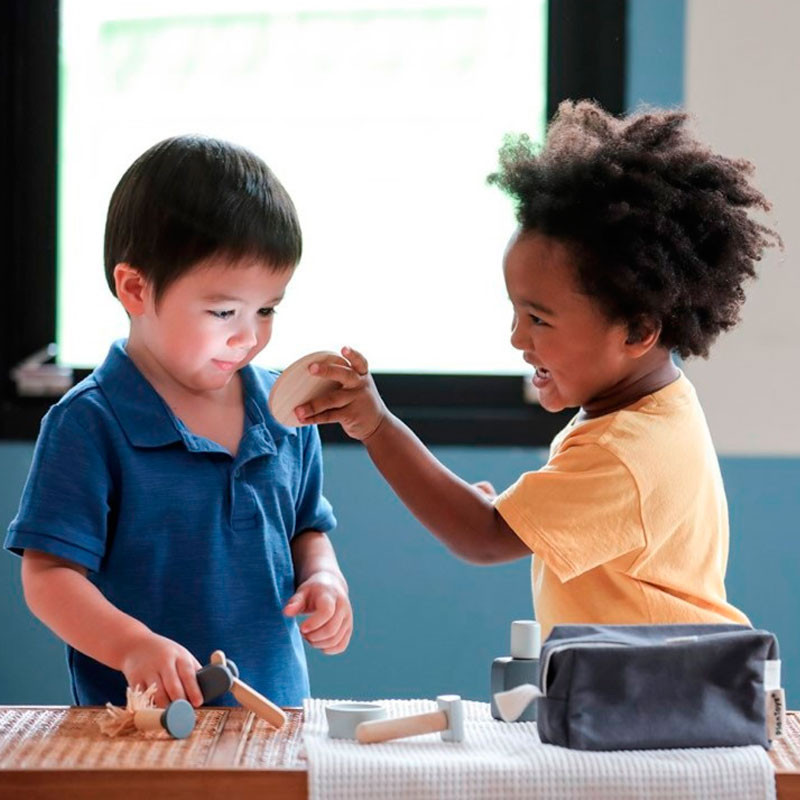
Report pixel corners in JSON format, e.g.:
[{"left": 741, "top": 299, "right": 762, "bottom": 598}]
[{"left": 487, "top": 100, "right": 781, "bottom": 358}]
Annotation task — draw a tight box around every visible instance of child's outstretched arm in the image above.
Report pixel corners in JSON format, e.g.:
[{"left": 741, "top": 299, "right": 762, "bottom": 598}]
[
  {"left": 284, "top": 530, "right": 352, "bottom": 654},
  {"left": 295, "top": 348, "right": 529, "bottom": 564},
  {"left": 21, "top": 549, "right": 205, "bottom": 707}
]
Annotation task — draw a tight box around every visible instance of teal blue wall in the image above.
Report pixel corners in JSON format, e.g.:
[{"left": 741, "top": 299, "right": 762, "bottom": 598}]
[
  {"left": 1, "top": 445, "right": 798, "bottom": 705},
  {"left": 626, "top": 0, "right": 685, "bottom": 110}
]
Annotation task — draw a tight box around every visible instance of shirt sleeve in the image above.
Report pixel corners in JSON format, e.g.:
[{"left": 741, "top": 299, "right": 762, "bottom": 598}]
[
  {"left": 293, "top": 424, "right": 336, "bottom": 536},
  {"left": 494, "top": 441, "right": 645, "bottom": 582},
  {"left": 4, "top": 403, "right": 114, "bottom": 572}
]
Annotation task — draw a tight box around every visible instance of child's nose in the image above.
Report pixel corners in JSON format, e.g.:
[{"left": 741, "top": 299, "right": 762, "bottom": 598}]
[
  {"left": 509, "top": 316, "right": 527, "bottom": 350},
  {"left": 228, "top": 324, "right": 258, "bottom": 349}
]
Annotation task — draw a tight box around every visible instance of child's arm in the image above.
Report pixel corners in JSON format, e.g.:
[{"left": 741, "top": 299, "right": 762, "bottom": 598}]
[
  {"left": 295, "top": 348, "right": 530, "bottom": 564},
  {"left": 21, "top": 549, "right": 205, "bottom": 707},
  {"left": 284, "top": 530, "right": 352, "bottom": 654}
]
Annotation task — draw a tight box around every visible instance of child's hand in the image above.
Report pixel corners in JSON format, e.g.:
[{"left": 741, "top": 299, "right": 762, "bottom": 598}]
[
  {"left": 283, "top": 571, "right": 353, "bottom": 655},
  {"left": 119, "top": 632, "right": 205, "bottom": 708},
  {"left": 295, "top": 347, "right": 387, "bottom": 442}
]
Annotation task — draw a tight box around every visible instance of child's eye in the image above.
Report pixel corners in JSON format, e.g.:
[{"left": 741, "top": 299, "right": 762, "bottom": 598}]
[
  {"left": 209, "top": 309, "right": 235, "bottom": 319},
  {"left": 258, "top": 307, "right": 276, "bottom": 318},
  {"left": 529, "top": 314, "right": 547, "bottom": 326}
]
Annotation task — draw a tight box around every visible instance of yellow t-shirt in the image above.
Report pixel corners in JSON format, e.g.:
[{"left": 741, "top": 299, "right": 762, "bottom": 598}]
[{"left": 495, "top": 373, "right": 749, "bottom": 639}]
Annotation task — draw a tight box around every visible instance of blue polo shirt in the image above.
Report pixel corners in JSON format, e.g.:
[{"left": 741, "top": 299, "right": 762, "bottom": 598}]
[{"left": 5, "top": 340, "right": 336, "bottom": 707}]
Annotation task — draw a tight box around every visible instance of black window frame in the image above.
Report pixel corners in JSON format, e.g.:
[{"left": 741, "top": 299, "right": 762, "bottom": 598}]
[{"left": 1, "top": 0, "right": 626, "bottom": 445}]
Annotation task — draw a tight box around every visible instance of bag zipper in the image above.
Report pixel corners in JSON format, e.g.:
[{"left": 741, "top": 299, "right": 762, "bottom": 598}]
[
  {"left": 539, "top": 640, "right": 629, "bottom": 696},
  {"left": 538, "top": 629, "right": 773, "bottom": 698}
]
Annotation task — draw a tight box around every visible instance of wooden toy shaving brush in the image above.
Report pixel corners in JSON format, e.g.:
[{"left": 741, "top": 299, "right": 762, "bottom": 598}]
[{"left": 99, "top": 683, "right": 195, "bottom": 739}]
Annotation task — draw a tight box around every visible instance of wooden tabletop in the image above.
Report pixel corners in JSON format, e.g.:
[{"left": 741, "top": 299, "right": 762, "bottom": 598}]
[{"left": 0, "top": 706, "right": 798, "bottom": 799}]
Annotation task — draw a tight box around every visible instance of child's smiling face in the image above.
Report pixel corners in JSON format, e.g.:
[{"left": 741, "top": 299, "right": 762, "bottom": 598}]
[
  {"left": 124, "top": 254, "right": 294, "bottom": 395},
  {"left": 503, "top": 230, "right": 635, "bottom": 413}
]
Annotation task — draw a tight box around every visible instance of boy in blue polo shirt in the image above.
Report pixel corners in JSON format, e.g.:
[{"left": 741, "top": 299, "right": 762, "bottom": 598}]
[{"left": 5, "top": 135, "right": 352, "bottom": 709}]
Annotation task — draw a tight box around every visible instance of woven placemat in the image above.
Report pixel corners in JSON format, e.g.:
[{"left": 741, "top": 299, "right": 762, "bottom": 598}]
[
  {"left": 1, "top": 707, "right": 797, "bottom": 776},
  {"left": 236, "top": 708, "right": 305, "bottom": 768},
  {"left": 770, "top": 712, "right": 800, "bottom": 772},
  {"left": 0, "top": 707, "right": 227, "bottom": 769}
]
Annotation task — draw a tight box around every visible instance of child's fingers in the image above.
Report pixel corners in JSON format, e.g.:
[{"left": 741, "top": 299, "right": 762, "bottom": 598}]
[
  {"left": 342, "top": 347, "right": 369, "bottom": 375},
  {"left": 298, "top": 592, "right": 337, "bottom": 634},
  {"left": 177, "top": 658, "right": 205, "bottom": 707},
  {"left": 310, "top": 619, "right": 350, "bottom": 652},
  {"left": 313, "top": 612, "right": 353, "bottom": 654},
  {"left": 298, "top": 407, "right": 347, "bottom": 426},
  {"left": 302, "top": 604, "right": 347, "bottom": 644},
  {"left": 161, "top": 664, "right": 188, "bottom": 704},
  {"left": 283, "top": 589, "right": 309, "bottom": 617},
  {"left": 147, "top": 678, "right": 169, "bottom": 709},
  {"left": 321, "top": 624, "right": 353, "bottom": 655},
  {"left": 299, "top": 409, "right": 355, "bottom": 427},
  {"left": 308, "top": 362, "right": 362, "bottom": 389},
  {"left": 296, "top": 389, "right": 350, "bottom": 423}
]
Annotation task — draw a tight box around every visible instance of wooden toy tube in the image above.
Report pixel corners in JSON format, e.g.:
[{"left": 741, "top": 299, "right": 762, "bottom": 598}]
[
  {"left": 131, "top": 700, "right": 196, "bottom": 739},
  {"left": 230, "top": 678, "right": 287, "bottom": 729},
  {"left": 132, "top": 709, "right": 166, "bottom": 733},
  {"left": 210, "top": 650, "right": 226, "bottom": 668},
  {"left": 356, "top": 710, "right": 448, "bottom": 744}
]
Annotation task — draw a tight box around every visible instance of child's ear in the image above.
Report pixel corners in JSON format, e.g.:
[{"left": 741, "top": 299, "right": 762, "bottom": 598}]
[
  {"left": 625, "top": 316, "right": 661, "bottom": 356},
  {"left": 113, "top": 263, "right": 150, "bottom": 316}
]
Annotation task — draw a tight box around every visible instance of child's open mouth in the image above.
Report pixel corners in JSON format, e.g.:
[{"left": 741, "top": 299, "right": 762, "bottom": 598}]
[{"left": 532, "top": 367, "right": 551, "bottom": 388}]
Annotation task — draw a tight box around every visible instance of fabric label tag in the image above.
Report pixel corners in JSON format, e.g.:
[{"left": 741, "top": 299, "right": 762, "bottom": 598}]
[
  {"left": 764, "top": 659, "right": 781, "bottom": 691},
  {"left": 766, "top": 687, "right": 786, "bottom": 739}
]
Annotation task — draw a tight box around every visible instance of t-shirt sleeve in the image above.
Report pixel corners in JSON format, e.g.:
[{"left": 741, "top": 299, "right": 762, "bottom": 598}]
[
  {"left": 494, "top": 441, "right": 645, "bottom": 582},
  {"left": 4, "top": 403, "right": 113, "bottom": 572},
  {"left": 293, "top": 424, "right": 336, "bottom": 536}
]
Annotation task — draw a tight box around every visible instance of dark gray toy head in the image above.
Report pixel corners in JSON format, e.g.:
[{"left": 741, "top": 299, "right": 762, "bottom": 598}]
[
  {"left": 225, "top": 658, "right": 239, "bottom": 679},
  {"left": 196, "top": 663, "right": 234, "bottom": 704},
  {"left": 161, "top": 699, "right": 196, "bottom": 739}
]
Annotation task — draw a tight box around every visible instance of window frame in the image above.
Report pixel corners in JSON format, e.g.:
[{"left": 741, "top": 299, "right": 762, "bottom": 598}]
[{"left": 0, "top": 0, "right": 626, "bottom": 445}]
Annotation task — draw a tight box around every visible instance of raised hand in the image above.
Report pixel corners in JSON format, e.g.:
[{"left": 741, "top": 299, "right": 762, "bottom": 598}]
[
  {"left": 283, "top": 570, "right": 353, "bottom": 655},
  {"left": 294, "top": 347, "right": 387, "bottom": 442}
]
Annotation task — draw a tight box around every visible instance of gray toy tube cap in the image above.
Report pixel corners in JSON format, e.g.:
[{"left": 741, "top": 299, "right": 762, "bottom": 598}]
[
  {"left": 162, "top": 699, "right": 196, "bottom": 739},
  {"left": 511, "top": 620, "right": 541, "bottom": 659}
]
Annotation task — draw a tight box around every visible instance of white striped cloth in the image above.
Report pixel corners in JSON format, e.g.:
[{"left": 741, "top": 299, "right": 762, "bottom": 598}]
[{"left": 302, "top": 698, "right": 776, "bottom": 800}]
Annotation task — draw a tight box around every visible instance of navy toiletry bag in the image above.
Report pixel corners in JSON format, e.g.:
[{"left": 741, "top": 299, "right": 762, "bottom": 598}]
[{"left": 536, "top": 623, "right": 783, "bottom": 751}]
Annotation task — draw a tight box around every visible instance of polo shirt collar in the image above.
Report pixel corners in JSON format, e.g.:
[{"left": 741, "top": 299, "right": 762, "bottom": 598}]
[
  {"left": 239, "top": 360, "right": 299, "bottom": 449},
  {"left": 94, "top": 340, "right": 296, "bottom": 451}
]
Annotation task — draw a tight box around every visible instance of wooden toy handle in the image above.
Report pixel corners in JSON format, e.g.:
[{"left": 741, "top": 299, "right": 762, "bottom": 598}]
[
  {"left": 230, "top": 677, "right": 287, "bottom": 729},
  {"left": 356, "top": 710, "right": 448, "bottom": 744},
  {"left": 133, "top": 708, "right": 164, "bottom": 733}
]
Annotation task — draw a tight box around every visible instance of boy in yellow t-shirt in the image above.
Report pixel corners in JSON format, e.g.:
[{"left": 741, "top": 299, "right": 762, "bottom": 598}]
[{"left": 291, "top": 101, "right": 779, "bottom": 637}]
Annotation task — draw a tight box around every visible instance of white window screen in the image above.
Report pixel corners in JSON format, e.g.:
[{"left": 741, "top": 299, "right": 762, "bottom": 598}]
[{"left": 58, "top": 0, "right": 547, "bottom": 373}]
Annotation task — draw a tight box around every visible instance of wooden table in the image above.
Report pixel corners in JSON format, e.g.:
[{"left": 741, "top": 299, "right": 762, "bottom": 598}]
[{"left": 1, "top": 706, "right": 798, "bottom": 799}]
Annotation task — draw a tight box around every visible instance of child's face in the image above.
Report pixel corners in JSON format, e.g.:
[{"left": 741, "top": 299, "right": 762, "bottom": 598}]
[
  {"left": 503, "top": 231, "right": 633, "bottom": 413},
  {"left": 133, "top": 255, "right": 294, "bottom": 394}
]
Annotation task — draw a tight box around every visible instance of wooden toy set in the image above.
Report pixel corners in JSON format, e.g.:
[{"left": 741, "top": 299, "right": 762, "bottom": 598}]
[{"left": 99, "top": 650, "right": 286, "bottom": 741}]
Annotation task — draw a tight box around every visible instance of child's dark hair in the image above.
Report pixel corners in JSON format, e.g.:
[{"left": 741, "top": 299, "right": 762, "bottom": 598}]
[
  {"left": 104, "top": 135, "right": 301, "bottom": 302},
  {"left": 488, "top": 100, "right": 781, "bottom": 358}
]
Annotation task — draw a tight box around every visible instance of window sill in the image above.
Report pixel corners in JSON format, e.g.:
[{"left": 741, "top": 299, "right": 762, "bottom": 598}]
[{"left": 0, "top": 397, "right": 569, "bottom": 447}]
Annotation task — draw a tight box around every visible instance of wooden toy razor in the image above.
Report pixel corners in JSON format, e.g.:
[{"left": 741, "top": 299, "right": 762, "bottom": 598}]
[
  {"left": 356, "top": 695, "right": 464, "bottom": 744},
  {"left": 196, "top": 650, "right": 287, "bottom": 729}
]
